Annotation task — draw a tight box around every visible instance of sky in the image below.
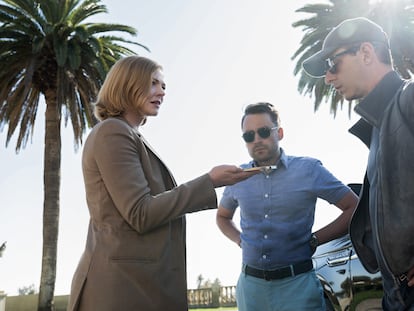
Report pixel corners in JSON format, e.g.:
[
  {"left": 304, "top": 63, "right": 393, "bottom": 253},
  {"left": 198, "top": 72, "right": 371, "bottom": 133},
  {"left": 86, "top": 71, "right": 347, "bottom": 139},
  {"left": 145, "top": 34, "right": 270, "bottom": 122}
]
[{"left": 0, "top": 0, "right": 369, "bottom": 296}]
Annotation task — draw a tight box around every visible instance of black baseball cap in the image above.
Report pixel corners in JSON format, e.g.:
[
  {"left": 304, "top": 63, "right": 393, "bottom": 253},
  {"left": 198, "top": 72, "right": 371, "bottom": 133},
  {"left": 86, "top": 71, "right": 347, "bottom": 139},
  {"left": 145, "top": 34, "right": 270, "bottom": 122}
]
[{"left": 302, "top": 17, "right": 389, "bottom": 78}]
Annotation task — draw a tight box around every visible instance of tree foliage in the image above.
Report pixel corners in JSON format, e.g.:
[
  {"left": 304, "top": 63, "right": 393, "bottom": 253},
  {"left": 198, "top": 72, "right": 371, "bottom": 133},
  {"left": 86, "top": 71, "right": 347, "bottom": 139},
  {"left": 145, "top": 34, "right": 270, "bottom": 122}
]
[
  {"left": 0, "top": 0, "right": 147, "bottom": 151},
  {"left": 196, "top": 275, "right": 222, "bottom": 289},
  {"left": 18, "top": 284, "right": 37, "bottom": 296}
]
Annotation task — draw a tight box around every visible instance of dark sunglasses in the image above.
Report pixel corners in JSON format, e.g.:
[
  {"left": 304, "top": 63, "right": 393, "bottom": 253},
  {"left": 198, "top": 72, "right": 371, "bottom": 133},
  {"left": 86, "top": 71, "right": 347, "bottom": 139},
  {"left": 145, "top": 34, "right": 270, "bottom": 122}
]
[
  {"left": 325, "top": 45, "right": 360, "bottom": 75},
  {"left": 242, "top": 126, "right": 278, "bottom": 143}
]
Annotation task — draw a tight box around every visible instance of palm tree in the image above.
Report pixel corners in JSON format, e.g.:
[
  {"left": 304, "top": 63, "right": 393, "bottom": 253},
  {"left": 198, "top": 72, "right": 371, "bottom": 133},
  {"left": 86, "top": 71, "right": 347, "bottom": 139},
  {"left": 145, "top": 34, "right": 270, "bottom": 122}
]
[
  {"left": 0, "top": 241, "right": 5, "bottom": 257},
  {"left": 292, "top": 0, "right": 414, "bottom": 116},
  {"left": 197, "top": 274, "right": 204, "bottom": 289},
  {"left": 0, "top": 0, "right": 148, "bottom": 310}
]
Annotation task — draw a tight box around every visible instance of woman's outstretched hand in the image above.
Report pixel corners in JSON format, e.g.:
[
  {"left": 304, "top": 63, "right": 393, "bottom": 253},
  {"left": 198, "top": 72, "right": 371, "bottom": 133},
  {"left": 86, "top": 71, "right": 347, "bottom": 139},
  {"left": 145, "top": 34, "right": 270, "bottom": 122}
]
[{"left": 208, "top": 165, "right": 259, "bottom": 188}]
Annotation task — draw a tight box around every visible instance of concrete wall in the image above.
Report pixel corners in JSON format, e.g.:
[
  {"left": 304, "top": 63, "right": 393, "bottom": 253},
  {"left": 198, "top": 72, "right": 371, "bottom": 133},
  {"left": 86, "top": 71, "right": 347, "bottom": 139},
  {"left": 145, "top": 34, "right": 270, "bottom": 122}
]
[{"left": 4, "top": 295, "right": 68, "bottom": 311}]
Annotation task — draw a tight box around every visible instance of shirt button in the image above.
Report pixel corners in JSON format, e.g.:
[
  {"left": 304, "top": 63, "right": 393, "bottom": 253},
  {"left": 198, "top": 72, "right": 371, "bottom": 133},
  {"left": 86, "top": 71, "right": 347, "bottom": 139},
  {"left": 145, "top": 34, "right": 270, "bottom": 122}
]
[
  {"left": 266, "top": 175, "right": 270, "bottom": 179},
  {"left": 262, "top": 254, "right": 267, "bottom": 259},
  {"left": 264, "top": 194, "right": 269, "bottom": 198},
  {"left": 264, "top": 214, "right": 268, "bottom": 218},
  {"left": 264, "top": 234, "right": 268, "bottom": 239}
]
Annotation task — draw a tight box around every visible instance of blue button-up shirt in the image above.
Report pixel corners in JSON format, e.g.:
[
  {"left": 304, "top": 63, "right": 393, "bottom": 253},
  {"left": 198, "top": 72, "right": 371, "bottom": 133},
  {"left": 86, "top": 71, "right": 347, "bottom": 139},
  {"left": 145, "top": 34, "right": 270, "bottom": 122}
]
[{"left": 220, "top": 149, "right": 350, "bottom": 269}]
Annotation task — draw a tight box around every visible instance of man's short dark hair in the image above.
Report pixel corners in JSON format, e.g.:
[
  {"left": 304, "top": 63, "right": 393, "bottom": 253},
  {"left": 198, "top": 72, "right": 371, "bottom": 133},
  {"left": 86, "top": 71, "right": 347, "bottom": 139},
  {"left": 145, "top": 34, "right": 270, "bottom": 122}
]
[
  {"left": 241, "top": 102, "right": 280, "bottom": 128},
  {"left": 373, "top": 41, "right": 392, "bottom": 65}
]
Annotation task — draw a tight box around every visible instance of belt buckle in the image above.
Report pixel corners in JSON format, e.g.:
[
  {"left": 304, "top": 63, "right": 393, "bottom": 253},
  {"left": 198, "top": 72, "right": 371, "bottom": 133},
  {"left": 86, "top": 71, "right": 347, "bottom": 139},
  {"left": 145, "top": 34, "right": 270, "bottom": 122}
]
[
  {"left": 289, "top": 265, "right": 295, "bottom": 277},
  {"left": 263, "top": 270, "right": 271, "bottom": 281}
]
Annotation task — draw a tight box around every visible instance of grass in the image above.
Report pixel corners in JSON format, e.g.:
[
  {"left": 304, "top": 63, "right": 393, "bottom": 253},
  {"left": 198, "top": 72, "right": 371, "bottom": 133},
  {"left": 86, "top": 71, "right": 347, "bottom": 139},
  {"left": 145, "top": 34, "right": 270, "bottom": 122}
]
[{"left": 349, "top": 290, "right": 383, "bottom": 310}]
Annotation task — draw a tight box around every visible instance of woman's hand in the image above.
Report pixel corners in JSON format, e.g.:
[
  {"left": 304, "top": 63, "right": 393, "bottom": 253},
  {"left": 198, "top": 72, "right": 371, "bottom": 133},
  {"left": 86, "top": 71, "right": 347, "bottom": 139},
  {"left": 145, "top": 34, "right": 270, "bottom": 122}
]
[{"left": 208, "top": 165, "right": 258, "bottom": 188}]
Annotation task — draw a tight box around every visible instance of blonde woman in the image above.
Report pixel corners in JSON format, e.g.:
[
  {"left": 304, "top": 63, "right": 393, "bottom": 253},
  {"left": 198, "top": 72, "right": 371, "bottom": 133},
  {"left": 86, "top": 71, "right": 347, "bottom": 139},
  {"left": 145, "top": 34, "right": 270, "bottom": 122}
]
[{"left": 68, "top": 56, "right": 255, "bottom": 311}]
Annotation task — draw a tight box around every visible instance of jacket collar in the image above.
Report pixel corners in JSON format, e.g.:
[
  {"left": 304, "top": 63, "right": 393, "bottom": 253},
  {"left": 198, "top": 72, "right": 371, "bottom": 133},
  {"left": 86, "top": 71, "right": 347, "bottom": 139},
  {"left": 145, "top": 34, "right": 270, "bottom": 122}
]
[
  {"left": 348, "top": 71, "right": 403, "bottom": 147},
  {"left": 354, "top": 71, "right": 404, "bottom": 128}
]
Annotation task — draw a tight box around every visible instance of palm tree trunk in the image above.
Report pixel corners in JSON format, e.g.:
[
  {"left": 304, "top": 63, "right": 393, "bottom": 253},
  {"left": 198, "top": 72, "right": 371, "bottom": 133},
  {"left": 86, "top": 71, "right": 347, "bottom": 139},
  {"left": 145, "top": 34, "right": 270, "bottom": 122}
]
[{"left": 38, "top": 91, "right": 61, "bottom": 311}]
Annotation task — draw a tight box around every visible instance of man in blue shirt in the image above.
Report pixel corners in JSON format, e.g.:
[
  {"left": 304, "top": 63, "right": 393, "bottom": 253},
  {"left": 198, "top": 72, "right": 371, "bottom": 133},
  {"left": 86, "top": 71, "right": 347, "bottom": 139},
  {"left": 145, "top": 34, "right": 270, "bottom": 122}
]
[{"left": 216, "top": 102, "right": 358, "bottom": 311}]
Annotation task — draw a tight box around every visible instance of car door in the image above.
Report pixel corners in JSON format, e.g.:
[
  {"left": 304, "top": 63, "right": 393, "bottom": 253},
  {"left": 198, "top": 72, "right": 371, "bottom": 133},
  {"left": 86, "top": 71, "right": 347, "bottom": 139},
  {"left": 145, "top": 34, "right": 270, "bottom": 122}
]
[{"left": 349, "top": 249, "right": 383, "bottom": 310}]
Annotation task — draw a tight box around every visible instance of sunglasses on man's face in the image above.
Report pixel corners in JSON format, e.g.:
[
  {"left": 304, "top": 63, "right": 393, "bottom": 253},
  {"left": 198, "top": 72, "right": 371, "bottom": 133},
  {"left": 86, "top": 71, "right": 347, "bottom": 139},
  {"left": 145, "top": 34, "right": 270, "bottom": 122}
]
[
  {"left": 242, "top": 126, "right": 278, "bottom": 143},
  {"left": 325, "top": 45, "right": 360, "bottom": 75}
]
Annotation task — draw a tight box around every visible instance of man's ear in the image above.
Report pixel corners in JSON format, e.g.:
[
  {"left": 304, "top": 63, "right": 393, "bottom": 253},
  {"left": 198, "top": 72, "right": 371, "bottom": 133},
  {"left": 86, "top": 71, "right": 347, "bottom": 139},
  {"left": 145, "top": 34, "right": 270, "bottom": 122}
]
[
  {"left": 360, "top": 42, "right": 376, "bottom": 64},
  {"left": 278, "top": 127, "right": 284, "bottom": 140}
]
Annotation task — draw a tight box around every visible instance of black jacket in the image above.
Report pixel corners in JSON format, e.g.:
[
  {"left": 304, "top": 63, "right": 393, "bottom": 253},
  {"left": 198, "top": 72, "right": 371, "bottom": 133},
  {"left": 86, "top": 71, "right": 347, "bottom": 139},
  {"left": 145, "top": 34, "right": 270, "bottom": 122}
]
[{"left": 349, "top": 71, "right": 414, "bottom": 276}]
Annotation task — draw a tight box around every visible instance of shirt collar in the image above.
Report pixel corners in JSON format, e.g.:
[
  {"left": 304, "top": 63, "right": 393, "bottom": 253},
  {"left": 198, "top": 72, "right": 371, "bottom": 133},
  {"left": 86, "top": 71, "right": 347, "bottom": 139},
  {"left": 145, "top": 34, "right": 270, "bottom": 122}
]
[
  {"left": 249, "top": 148, "right": 289, "bottom": 169},
  {"left": 279, "top": 148, "right": 289, "bottom": 168}
]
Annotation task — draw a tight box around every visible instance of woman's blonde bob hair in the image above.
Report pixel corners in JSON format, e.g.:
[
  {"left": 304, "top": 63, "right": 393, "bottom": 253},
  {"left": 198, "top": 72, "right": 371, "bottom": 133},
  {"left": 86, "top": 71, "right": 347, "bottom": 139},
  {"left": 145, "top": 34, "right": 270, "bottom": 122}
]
[{"left": 94, "top": 56, "right": 162, "bottom": 121}]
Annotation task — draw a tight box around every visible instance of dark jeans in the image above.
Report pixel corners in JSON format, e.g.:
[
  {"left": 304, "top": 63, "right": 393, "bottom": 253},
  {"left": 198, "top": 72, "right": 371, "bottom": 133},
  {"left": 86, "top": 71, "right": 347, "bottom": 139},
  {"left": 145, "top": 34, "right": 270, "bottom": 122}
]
[{"left": 382, "top": 273, "right": 414, "bottom": 311}]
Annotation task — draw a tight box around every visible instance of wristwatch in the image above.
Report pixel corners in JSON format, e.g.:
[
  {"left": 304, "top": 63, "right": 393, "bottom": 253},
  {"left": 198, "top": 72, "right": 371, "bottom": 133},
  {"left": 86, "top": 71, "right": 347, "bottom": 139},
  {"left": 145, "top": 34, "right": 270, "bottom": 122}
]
[{"left": 309, "top": 233, "right": 319, "bottom": 249}]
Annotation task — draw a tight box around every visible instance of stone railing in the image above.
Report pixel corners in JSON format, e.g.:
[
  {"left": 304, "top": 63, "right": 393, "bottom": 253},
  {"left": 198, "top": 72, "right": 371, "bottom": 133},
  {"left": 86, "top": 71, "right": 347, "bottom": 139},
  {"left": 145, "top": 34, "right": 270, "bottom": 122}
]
[
  {"left": 0, "top": 291, "right": 6, "bottom": 311},
  {"left": 187, "top": 285, "right": 237, "bottom": 308}
]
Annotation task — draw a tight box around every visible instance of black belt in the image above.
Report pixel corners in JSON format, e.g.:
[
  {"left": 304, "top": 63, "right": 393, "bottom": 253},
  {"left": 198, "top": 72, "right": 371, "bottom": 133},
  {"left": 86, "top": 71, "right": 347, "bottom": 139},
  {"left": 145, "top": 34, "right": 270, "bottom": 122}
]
[{"left": 243, "top": 260, "right": 313, "bottom": 281}]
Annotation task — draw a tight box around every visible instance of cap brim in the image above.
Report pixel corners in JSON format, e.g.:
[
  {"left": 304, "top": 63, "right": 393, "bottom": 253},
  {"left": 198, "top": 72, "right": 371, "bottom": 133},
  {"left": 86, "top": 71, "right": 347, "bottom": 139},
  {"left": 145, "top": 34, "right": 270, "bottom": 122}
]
[{"left": 302, "top": 50, "right": 331, "bottom": 78}]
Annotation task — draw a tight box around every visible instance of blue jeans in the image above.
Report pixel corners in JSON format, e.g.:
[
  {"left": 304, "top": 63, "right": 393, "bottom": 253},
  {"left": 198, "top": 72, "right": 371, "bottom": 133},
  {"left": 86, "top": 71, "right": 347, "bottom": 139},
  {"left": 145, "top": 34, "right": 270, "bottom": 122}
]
[{"left": 236, "top": 269, "right": 325, "bottom": 311}]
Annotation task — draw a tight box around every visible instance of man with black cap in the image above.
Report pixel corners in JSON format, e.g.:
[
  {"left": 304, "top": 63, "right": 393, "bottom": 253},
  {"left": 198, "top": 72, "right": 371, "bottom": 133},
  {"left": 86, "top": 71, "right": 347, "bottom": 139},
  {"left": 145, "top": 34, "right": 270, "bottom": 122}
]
[{"left": 303, "top": 17, "right": 414, "bottom": 310}]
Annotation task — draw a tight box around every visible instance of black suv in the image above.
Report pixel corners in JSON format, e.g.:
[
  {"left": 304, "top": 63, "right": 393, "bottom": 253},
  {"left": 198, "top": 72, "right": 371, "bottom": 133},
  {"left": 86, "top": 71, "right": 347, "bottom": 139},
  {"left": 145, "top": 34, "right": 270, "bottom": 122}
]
[
  {"left": 313, "top": 234, "right": 383, "bottom": 310},
  {"left": 313, "top": 184, "right": 383, "bottom": 310}
]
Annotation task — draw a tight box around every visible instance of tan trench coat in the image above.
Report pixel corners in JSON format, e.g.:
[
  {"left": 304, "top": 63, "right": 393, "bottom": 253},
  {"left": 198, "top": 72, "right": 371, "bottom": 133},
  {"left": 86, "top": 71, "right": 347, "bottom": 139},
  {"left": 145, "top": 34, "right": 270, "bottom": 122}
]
[{"left": 67, "top": 117, "right": 217, "bottom": 311}]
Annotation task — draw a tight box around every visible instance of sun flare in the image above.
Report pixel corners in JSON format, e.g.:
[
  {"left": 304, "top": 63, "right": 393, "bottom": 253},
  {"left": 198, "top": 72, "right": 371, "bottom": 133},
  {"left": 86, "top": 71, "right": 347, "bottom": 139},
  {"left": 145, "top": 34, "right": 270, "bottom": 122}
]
[{"left": 369, "top": 0, "right": 399, "bottom": 4}]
